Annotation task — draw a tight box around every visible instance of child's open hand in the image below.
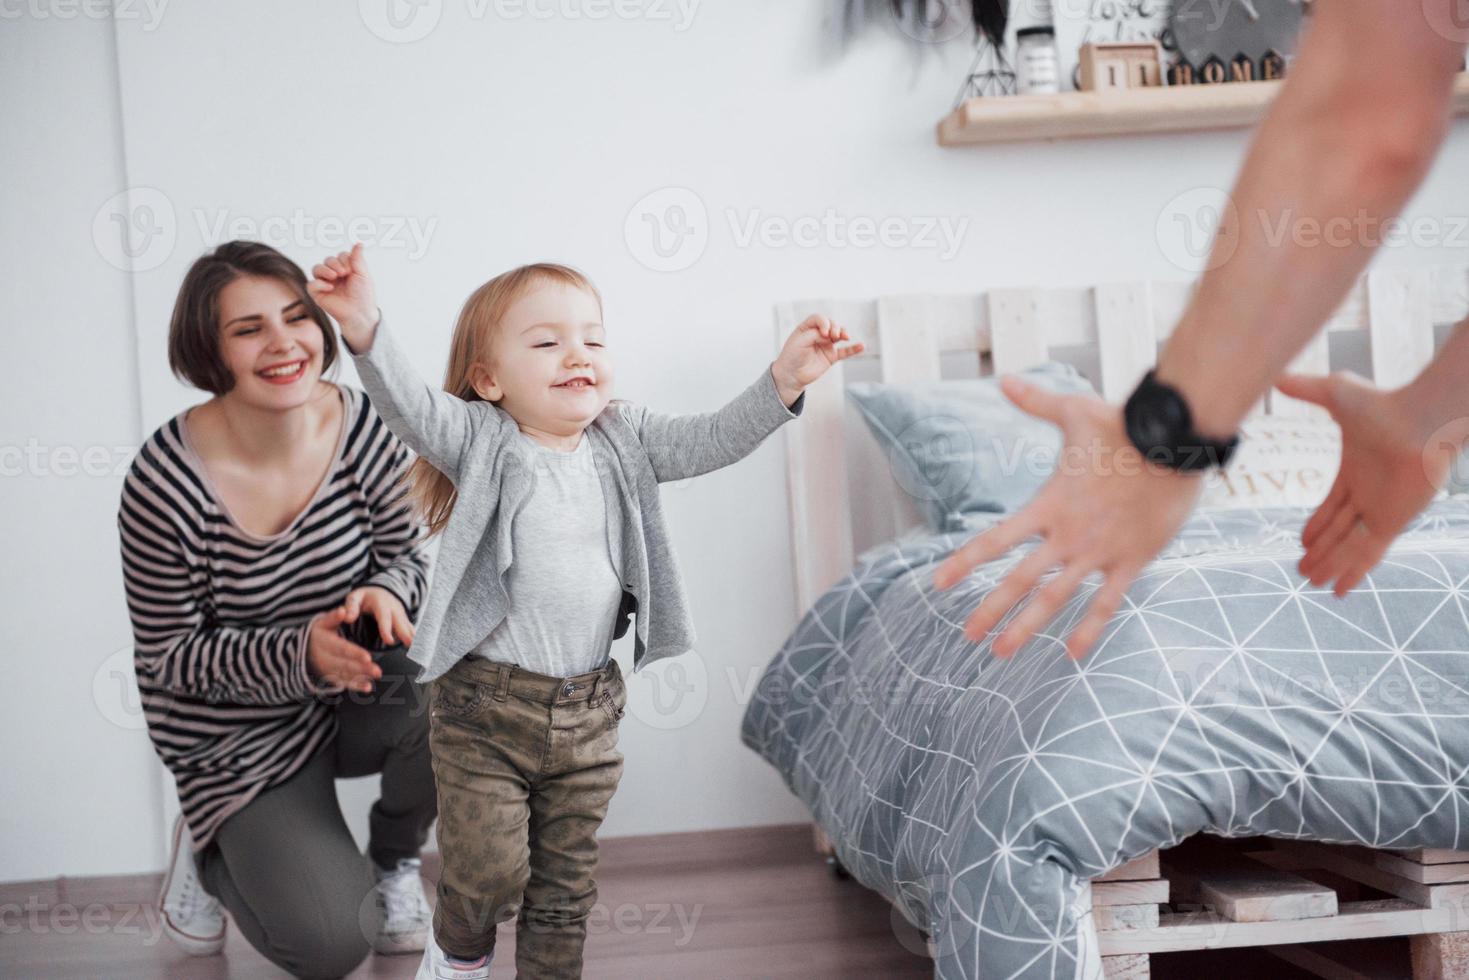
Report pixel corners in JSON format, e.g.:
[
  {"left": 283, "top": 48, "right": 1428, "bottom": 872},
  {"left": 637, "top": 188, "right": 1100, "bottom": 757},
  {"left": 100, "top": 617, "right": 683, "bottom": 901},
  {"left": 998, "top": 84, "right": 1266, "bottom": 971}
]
[
  {"left": 307, "top": 242, "right": 379, "bottom": 351},
  {"left": 772, "top": 315, "right": 865, "bottom": 406}
]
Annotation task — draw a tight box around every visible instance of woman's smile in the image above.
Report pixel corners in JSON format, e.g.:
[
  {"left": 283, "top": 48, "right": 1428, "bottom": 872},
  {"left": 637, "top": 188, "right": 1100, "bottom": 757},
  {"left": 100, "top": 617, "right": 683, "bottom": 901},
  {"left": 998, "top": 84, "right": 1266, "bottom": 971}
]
[{"left": 257, "top": 358, "right": 309, "bottom": 385}]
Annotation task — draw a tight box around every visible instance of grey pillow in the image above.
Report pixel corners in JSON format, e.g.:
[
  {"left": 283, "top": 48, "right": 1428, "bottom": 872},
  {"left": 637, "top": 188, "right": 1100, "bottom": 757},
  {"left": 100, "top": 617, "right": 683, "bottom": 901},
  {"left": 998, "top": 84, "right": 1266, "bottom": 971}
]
[{"left": 846, "top": 363, "right": 1097, "bottom": 531}]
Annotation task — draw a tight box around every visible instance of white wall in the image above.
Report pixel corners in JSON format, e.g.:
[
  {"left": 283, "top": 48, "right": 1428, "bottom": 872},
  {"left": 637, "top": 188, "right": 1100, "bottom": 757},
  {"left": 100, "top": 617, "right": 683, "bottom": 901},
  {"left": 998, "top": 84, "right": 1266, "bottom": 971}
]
[
  {"left": 6, "top": 0, "right": 1469, "bottom": 880},
  {"left": 1, "top": 12, "right": 164, "bottom": 882}
]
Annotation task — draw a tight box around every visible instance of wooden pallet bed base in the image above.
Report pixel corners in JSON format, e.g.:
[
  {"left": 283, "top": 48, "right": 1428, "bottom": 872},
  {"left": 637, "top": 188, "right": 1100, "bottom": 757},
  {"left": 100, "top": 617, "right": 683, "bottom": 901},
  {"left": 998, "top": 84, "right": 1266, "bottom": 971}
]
[{"left": 811, "top": 825, "right": 1469, "bottom": 978}]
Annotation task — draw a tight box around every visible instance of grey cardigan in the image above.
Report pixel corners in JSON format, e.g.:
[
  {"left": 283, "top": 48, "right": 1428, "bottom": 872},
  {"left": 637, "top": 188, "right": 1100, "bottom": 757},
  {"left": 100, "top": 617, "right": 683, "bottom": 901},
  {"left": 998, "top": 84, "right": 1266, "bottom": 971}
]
[{"left": 349, "top": 318, "right": 805, "bottom": 684}]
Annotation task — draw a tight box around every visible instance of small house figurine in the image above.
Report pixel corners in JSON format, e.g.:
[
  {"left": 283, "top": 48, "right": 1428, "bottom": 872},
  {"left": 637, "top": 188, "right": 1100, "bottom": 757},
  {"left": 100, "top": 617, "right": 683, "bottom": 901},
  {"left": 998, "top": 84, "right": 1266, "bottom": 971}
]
[{"left": 1078, "top": 41, "right": 1165, "bottom": 91}]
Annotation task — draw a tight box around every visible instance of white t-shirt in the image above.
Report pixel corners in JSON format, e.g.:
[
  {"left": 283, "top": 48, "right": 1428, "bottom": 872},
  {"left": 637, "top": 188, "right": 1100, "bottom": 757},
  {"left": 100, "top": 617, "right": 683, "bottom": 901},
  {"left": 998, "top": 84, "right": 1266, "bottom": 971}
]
[{"left": 468, "top": 430, "right": 625, "bottom": 677}]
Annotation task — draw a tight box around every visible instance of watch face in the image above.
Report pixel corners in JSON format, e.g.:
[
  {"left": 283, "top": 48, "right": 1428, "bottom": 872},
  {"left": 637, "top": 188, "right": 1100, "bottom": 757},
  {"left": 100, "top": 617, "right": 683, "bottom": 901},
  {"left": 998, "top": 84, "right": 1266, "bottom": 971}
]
[
  {"left": 1128, "top": 382, "right": 1187, "bottom": 450},
  {"left": 1137, "top": 414, "right": 1172, "bottom": 448},
  {"left": 1126, "top": 372, "right": 1238, "bottom": 470}
]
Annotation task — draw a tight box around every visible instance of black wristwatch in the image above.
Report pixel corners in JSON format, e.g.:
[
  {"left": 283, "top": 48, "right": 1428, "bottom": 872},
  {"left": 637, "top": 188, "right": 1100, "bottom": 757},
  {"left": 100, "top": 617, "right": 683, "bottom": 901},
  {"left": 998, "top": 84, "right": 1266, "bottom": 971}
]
[{"left": 1123, "top": 370, "right": 1239, "bottom": 472}]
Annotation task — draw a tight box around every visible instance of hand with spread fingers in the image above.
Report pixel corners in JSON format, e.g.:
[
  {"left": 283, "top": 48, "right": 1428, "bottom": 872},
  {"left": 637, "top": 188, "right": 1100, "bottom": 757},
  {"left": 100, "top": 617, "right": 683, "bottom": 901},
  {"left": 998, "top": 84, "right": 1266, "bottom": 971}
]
[
  {"left": 927, "top": 0, "right": 1469, "bottom": 661},
  {"left": 931, "top": 376, "right": 1203, "bottom": 660},
  {"left": 1277, "top": 371, "right": 1463, "bottom": 598}
]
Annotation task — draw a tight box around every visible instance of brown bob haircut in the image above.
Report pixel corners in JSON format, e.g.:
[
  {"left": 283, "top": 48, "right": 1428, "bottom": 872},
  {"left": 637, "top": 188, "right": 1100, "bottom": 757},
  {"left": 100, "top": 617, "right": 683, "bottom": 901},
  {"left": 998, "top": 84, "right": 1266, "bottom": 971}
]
[{"left": 167, "top": 240, "right": 339, "bottom": 395}]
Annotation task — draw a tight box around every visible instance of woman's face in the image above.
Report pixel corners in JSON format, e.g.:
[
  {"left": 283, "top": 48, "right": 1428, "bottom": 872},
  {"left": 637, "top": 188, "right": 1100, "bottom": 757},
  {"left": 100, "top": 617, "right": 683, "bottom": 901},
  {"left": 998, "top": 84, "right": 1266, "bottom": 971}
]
[{"left": 215, "top": 274, "right": 325, "bottom": 408}]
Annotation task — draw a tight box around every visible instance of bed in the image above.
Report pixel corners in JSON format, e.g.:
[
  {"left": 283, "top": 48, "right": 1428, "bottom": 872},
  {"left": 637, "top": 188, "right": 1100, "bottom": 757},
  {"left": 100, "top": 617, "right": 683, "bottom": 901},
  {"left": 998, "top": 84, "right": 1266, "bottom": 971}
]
[{"left": 740, "top": 267, "right": 1469, "bottom": 980}]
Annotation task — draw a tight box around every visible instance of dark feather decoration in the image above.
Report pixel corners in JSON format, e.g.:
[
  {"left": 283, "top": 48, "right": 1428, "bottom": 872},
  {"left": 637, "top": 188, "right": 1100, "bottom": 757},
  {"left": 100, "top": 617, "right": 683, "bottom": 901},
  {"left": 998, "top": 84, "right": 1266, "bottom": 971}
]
[
  {"left": 842, "top": 0, "right": 1009, "bottom": 49},
  {"left": 960, "top": 0, "right": 1009, "bottom": 49}
]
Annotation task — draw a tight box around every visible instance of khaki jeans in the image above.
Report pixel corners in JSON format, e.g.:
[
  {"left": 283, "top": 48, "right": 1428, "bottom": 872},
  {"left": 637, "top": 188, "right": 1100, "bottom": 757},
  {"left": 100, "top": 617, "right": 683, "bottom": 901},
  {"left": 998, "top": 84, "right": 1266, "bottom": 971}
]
[{"left": 428, "top": 655, "right": 626, "bottom": 978}]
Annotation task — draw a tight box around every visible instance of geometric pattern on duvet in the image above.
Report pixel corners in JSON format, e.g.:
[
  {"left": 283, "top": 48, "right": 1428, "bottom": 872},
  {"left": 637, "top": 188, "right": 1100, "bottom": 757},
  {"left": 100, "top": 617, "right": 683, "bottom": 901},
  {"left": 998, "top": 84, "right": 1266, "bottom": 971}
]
[{"left": 742, "top": 500, "right": 1469, "bottom": 979}]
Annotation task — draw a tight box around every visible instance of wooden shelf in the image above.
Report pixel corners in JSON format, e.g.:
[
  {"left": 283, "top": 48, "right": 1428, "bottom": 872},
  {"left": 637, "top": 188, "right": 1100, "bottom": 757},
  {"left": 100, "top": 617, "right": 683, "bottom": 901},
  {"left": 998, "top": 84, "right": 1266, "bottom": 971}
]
[{"left": 938, "top": 74, "right": 1469, "bottom": 146}]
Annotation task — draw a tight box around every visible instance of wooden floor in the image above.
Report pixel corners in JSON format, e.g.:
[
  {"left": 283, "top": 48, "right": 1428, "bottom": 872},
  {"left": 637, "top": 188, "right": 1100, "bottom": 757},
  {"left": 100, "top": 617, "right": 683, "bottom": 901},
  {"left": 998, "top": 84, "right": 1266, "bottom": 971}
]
[
  {"left": 0, "top": 823, "right": 933, "bottom": 979},
  {"left": 0, "top": 822, "right": 1401, "bottom": 979}
]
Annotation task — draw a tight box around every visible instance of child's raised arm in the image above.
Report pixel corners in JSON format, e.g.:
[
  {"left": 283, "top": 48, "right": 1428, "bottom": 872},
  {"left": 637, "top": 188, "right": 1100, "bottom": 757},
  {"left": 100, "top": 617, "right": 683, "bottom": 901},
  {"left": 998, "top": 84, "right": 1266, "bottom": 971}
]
[
  {"left": 308, "top": 244, "right": 479, "bottom": 484},
  {"left": 629, "top": 314, "right": 862, "bottom": 482}
]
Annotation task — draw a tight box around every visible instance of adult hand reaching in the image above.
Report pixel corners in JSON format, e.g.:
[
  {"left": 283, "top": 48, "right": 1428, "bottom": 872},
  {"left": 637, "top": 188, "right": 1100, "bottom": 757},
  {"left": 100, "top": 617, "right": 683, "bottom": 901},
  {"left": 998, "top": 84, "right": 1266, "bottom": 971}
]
[
  {"left": 931, "top": 376, "right": 1203, "bottom": 659},
  {"left": 1278, "top": 372, "right": 1461, "bottom": 598},
  {"left": 926, "top": 0, "right": 1467, "bottom": 654}
]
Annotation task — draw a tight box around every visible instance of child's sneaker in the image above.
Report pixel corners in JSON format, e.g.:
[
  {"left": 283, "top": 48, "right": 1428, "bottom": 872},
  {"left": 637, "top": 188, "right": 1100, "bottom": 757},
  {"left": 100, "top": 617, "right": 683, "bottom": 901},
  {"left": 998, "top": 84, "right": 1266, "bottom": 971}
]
[
  {"left": 413, "top": 928, "right": 493, "bottom": 980},
  {"left": 158, "top": 814, "right": 226, "bottom": 956},
  {"left": 369, "top": 855, "right": 433, "bottom": 954}
]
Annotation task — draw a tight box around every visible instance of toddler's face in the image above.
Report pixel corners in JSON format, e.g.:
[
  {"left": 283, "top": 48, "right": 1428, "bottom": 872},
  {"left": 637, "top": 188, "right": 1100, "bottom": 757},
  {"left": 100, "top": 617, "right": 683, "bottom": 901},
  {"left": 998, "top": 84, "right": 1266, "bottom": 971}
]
[{"left": 470, "top": 281, "right": 613, "bottom": 435}]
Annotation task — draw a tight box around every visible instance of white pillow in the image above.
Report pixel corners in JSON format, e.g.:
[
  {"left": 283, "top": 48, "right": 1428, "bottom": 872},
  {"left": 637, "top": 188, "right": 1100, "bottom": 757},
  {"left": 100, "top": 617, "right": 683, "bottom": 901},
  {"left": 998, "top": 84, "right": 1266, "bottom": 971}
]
[{"left": 1198, "top": 415, "right": 1341, "bottom": 511}]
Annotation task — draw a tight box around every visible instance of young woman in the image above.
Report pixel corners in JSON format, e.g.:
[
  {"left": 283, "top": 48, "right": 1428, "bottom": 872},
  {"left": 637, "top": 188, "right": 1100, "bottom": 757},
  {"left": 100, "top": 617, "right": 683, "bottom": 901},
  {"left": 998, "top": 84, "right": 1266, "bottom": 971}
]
[{"left": 117, "top": 240, "right": 436, "bottom": 978}]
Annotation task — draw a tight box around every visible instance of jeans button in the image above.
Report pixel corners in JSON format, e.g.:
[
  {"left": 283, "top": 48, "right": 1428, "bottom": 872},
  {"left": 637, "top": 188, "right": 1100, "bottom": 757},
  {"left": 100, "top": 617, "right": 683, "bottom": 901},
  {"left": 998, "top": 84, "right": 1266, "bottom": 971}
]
[{"left": 563, "top": 682, "right": 576, "bottom": 695}]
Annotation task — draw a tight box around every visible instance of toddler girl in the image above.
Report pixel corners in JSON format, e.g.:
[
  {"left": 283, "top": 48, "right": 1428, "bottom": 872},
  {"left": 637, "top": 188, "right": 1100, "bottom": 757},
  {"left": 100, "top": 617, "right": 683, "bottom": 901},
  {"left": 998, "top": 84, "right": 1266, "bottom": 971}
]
[{"left": 306, "top": 244, "right": 860, "bottom": 979}]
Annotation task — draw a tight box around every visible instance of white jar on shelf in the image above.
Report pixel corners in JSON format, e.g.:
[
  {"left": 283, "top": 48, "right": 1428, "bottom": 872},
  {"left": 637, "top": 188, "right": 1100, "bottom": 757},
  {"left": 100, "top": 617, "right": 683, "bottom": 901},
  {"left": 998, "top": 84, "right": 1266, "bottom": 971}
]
[{"left": 1015, "top": 26, "right": 1060, "bottom": 95}]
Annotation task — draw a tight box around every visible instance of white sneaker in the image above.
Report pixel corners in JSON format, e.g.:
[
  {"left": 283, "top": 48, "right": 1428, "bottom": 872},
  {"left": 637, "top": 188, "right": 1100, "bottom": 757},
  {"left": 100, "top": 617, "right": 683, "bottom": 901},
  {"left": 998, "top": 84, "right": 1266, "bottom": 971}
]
[
  {"left": 413, "top": 928, "right": 493, "bottom": 980},
  {"left": 158, "top": 814, "right": 226, "bottom": 956},
  {"left": 370, "top": 856, "right": 433, "bottom": 954}
]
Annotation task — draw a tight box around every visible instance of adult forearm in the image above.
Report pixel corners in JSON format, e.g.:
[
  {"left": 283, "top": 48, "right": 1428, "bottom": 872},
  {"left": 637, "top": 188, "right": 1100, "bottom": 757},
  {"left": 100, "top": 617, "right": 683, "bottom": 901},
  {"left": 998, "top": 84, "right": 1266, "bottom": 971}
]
[
  {"left": 1404, "top": 318, "right": 1469, "bottom": 431},
  {"left": 1155, "top": 0, "right": 1462, "bottom": 437}
]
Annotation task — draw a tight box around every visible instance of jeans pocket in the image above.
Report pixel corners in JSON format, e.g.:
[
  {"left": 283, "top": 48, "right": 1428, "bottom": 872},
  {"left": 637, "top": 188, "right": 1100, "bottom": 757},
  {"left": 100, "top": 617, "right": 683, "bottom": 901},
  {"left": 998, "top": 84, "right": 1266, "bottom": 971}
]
[
  {"left": 431, "top": 676, "right": 485, "bottom": 719},
  {"left": 598, "top": 676, "right": 627, "bottom": 725}
]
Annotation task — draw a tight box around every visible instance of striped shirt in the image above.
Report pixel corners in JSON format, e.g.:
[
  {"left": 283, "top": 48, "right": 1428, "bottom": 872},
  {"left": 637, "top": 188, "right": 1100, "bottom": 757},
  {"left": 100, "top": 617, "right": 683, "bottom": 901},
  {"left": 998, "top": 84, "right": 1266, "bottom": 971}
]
[{"left": 117, "top": 383, "right": 431, "bottom": 852}]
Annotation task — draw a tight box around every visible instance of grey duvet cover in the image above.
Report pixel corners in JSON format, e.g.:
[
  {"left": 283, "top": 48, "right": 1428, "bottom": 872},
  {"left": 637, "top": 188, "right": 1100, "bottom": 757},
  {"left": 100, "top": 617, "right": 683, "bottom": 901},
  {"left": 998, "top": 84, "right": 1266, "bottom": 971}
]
[{"left": 741, "top": 501, "right": 1469, "bottom": 979}]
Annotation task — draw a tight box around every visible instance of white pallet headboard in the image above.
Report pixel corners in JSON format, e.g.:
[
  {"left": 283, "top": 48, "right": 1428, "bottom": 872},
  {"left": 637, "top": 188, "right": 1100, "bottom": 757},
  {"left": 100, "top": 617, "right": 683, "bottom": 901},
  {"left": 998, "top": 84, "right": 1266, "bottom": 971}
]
[{"left": 778, "top": 267, "right": 1469, "bottom": 614}]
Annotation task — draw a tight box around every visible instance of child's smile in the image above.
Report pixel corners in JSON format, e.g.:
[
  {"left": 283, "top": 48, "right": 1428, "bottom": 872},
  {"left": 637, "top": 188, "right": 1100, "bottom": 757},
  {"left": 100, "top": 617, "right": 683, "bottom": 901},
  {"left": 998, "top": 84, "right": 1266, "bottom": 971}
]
[{"left": 467, "top": 280, "right": 614, "bottom": 450}]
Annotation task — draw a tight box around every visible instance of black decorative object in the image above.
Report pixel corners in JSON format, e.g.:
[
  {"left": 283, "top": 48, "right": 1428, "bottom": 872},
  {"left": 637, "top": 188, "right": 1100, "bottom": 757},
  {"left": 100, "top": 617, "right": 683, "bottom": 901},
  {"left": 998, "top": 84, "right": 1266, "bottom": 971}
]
[
  {"left": 841, "top": 0, "right": 1010, "bottom": 48},
  {"left": 952, "top": 38, "right": 1017, "bottom": 104}
]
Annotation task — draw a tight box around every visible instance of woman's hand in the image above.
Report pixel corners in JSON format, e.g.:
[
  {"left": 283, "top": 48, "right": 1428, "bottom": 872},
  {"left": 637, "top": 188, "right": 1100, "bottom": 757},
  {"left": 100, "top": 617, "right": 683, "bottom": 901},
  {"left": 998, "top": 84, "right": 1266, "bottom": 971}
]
[
  {"left": 932, "top": 377, "right": 1203, "bottom": 659},
  {"left": 306, "top": 242, "right": 380, "bottom": 352},
  {"left": 771, "top": 314, "right": 865, "bottom": 407},
  {"left": 1278, "top": 371, "right": 1459, "bottom": 597},
  {"left": 341, "top": 585, "right": 417, "bottom": 648},
  {"left": 306, "top": 607, "right": 381, "bottom": 694}
]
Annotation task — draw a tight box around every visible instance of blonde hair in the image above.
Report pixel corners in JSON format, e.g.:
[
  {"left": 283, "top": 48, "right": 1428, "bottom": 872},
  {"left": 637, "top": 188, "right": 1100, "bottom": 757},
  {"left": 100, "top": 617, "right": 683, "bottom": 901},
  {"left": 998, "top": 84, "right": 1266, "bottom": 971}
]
[{"left": 406, "top": 262, "right": 603, "bottom": 536}]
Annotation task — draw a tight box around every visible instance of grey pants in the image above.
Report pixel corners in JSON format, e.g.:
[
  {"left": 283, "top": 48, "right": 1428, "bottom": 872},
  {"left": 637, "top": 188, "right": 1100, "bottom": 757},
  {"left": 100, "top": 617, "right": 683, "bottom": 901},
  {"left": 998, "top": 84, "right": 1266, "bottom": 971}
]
[
  {"left": 429, "top": 655, "right": 627, "bottom": 978},
  {"left": 195, "top": 644, "right": 437, "bottom": 980}
]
